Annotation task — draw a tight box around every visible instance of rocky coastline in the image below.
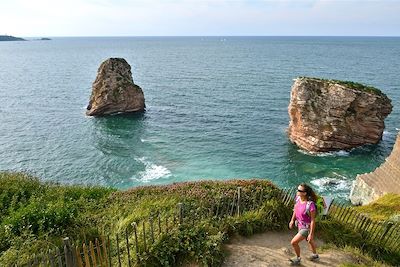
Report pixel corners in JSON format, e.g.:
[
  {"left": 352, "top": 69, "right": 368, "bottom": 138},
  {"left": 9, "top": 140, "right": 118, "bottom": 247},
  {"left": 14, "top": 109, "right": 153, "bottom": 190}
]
[{"left": 350, "top": 132, "right": 400, "bottom": 205}]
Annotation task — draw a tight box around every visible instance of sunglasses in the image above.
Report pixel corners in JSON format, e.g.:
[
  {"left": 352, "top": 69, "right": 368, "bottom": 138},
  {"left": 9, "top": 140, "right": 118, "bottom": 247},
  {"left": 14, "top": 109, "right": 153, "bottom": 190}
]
[{"left": 297, "top": 189, "right": 306, "bottom": 193}]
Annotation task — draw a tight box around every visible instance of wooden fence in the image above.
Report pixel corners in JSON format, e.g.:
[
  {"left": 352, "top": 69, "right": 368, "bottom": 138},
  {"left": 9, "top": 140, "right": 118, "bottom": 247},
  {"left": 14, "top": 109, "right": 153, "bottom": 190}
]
[
  {"left": 19, "top": 187, "right": 400, "bottom": 266},
  {"left": 280, "top": 188, "right": 400, "bottom": 253}
]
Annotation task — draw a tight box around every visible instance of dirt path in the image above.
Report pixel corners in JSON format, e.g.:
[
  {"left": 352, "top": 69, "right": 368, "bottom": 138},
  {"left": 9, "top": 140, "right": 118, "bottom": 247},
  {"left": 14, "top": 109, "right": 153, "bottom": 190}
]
[{"left": 223, "top": 230, "right": 357, "bottom": 267}]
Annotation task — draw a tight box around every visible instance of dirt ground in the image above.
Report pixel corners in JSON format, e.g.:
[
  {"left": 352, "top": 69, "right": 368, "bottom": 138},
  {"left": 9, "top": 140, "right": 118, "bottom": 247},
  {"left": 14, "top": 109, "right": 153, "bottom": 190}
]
[{"left": 222, "top": 230, "right": 358, "bottom": 267}]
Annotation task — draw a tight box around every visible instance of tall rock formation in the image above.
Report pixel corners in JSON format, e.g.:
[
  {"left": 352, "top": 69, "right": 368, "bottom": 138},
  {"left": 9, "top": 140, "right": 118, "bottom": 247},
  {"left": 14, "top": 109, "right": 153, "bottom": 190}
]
[
  {"left": 350, "top": 132, "right": 400, "bottom": 205},
  {"left": 288, "top": 77, "right": 392, "bottom": 152},
  {"left": 86, "top": 58, "right": 145, "bottom": 116}
]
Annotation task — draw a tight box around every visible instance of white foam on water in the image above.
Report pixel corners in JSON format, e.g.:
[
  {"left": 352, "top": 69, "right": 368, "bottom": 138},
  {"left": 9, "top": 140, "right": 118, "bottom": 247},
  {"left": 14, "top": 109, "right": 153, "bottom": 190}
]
[
  {"left": 311, "top": 176, "right": 351, "bottom": 191},
  {"left": 132, "top": 157, "right": 171, "bottom": 183},
  {"left": 382, "top": 130, "right": 396, "bottom": 141},
  {"left": 331, "top": 172, "right": 348, "bottom": 179},
  {"left": 297, "top": 149, "right": 350, "bottom": 157}
]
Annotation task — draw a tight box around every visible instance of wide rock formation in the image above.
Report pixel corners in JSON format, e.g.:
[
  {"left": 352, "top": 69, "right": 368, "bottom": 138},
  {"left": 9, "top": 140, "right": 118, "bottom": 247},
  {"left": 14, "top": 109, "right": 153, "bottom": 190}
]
[
  {"left": 86, "top": 58, "right": 145, "bottom": 116},
  {"left": 288, "top": 77, "right": 392, "bottom": 152},
  {"left": 350, "top": 132, "right": 400, "bottom": 205}
]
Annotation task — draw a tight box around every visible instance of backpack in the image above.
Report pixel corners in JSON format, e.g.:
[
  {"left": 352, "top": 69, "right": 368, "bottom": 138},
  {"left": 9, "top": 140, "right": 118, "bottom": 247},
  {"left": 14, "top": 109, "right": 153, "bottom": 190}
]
[{"left": 305, "top": 195, "right": 332, "bottom": 219}]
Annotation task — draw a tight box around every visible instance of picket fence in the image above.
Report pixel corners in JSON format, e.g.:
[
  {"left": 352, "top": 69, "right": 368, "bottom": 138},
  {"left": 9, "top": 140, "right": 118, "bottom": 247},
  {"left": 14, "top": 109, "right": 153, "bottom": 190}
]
[{"left": 17, "top": 187, "right": 400, "bottom": 266}]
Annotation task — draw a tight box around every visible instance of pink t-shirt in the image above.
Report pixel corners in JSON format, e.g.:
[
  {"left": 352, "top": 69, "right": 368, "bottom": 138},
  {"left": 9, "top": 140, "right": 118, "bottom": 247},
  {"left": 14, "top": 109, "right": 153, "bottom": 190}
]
[{"left": 294, "top": 197, "right": 316, "bottom": 229}]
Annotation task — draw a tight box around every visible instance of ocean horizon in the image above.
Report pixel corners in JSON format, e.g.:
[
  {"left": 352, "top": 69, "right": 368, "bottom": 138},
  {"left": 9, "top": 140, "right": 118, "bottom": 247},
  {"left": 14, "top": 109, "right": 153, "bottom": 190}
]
[{"left": 1, "top": 36, "right": 399, "bottom": 199}]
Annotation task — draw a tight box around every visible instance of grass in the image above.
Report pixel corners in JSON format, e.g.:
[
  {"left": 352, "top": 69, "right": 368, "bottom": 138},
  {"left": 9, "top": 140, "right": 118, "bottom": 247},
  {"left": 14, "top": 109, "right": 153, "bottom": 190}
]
[
  {"left": 353, "top": 193, "right": 400, "bottom": 221},
  {"left": 297, "top": 77, "right": 385, "bottom": 96},
  {"left": 0, "top": 171, "right": 291, "bottom": 266},
  {"left": 318, "top": 196, "right": 400, "bottom": 266},
  {"left": 1, "top": 172, "right": 398, "bottom": 266}
]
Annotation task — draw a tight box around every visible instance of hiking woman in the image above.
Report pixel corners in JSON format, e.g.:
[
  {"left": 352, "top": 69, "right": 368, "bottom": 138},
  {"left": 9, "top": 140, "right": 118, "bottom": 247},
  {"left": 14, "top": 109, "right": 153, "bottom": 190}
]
[{"left": 288, "top": 183, "right": 319, "bottom": 265}]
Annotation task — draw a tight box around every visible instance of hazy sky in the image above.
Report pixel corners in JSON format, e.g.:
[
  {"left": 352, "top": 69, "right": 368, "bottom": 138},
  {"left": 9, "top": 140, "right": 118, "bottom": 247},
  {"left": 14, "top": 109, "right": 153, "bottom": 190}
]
[{"left": 1, "top": 0, "right": 399, "bottom": 37}]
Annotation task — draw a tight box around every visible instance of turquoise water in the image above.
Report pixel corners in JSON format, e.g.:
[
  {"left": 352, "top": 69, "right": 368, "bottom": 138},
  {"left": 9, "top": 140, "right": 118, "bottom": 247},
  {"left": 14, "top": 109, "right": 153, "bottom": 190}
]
[{"left": 0, "top": 37, "right": 399, "bottom": 198}]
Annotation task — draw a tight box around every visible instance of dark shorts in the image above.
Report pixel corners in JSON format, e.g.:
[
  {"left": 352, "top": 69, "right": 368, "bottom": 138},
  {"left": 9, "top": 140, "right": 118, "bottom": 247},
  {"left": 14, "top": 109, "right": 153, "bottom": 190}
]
[{"left": 298, "top": 228, "right": 309, "bottom": 237}]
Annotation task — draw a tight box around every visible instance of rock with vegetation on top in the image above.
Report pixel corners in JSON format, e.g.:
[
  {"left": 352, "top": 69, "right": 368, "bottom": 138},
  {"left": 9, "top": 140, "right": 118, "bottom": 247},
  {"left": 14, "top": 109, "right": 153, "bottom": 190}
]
[
  {"left": 86, "top": 58, "right": 145, "bottom": 116},
  {"left": 288, "top": 77, "right": 392, "bottom": 152}
]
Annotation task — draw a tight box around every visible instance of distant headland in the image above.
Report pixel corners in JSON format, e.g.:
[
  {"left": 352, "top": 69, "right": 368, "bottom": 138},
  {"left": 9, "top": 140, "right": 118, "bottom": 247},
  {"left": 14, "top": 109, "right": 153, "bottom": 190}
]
[
  {"left": 0, "top": 35, "right": 52, "bottom": 41},
  {"left": 0, "top": 35, "right": 26, "bottom": 41}
]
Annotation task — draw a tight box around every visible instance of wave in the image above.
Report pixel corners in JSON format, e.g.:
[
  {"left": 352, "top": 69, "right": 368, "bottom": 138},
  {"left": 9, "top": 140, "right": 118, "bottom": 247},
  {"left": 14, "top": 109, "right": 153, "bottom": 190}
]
[
  {"left": 311, "top": 176, "right": 351, "bottom": 192},
  {"left": 297, "top": 149, "right": 350, "bottom": 157},
  {"left": 132, "top": 157, "right": 171, "bottom": 183},
  {"left": 382, "top": 130, "right": 392, "bottom": 141}
]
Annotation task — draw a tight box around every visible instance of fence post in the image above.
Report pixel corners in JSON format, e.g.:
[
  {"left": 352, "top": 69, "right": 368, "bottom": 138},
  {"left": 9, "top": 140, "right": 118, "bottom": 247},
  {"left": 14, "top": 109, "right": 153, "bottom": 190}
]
[
  {"left": 107, "top": 235, "right": 112, "bottom": 267},
  {"left": 63, "top": 237, "right": 75, "bottom": 267},
  {"left": 132, "top": 222, "right": 140, "bottom": 264},
  {"left": 116, "top": 234, "right": 122, "bottom": 267},
  {"left": 150, "top": 217, "right": 155, "bottom": 243},
  {"left": 158, "top": 212, "right": 162, "bottom": 236},
  {"left": 381, "top": 222, "right": 395, "bottom": 247},
  {"left": 237, "top": 187, "right": 242, "bottom": 216},
  {"left": 125, "top": 229, "right": 132, "bottom": 267}
]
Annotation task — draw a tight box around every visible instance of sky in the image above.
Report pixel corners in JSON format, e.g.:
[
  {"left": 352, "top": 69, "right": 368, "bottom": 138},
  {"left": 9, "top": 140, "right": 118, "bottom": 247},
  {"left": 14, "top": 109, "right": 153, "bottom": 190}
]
[{"left": 1, "top": 0, "right": 400, "bottom": 37}]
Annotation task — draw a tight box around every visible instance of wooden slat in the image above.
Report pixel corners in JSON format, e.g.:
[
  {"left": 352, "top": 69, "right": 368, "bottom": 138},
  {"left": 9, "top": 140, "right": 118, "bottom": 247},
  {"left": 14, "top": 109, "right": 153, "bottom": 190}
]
[
  {"left": 56, "top": 247, "right": 63, "bottom": 267},
  {"left": 82, "top": 243, "right": 91, "bottom": 267},
  {"left": 125, "top": 228, "right": 131, "bottom": 267},
  {"left": 75, "top": 246, "right": 84, "bottom": 267},
  {"left": 133, "top": 222, "right": 140, "bottom": 264},
  {"left": 48, "top": 249, "right": 55, "bottom": 267},
  {"left": 96, "top": 238, "right": 103, "bottom": 267},
  {"left": 100, "top": 238, "right": 109, "bottom": 266},
  {"left": 158, "top": 212, "right": 162, "bottom": 236},
  {"left": 143, "top": 221, "right": 147, "bottom": 252},
  {"left": 89, "top": 241, "right": 97, "bottom": 267},
  {"left": 116, "top": 234, "right": 122, "bottom": 267},
  {"left": 107, "top": 235, "right": 112, "bottom": 267}
]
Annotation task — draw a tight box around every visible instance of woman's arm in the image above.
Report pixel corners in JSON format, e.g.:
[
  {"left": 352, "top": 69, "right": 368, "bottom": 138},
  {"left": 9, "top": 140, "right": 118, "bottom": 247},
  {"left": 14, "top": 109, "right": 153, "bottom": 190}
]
[
  {"left": 289, "top": 210, "right": 296, "bottom": 229},
  {"left": 308, "top": 210, "right": 316, "bottom": 242}
]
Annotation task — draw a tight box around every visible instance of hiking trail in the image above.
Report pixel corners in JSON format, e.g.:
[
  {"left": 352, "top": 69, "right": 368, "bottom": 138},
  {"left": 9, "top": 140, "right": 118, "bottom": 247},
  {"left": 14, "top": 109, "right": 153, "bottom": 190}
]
[{"left": 222, "top": 230, "right": 362, "bottom": 267}]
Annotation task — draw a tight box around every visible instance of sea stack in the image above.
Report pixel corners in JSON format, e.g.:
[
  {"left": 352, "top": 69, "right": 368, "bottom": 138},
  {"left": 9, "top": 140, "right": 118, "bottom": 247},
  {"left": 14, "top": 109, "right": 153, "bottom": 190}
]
[
  {"left": 288, "top": 77, "right": 392, "bottom": 152},
  {"left": 86, "top": 58, "right": 145, "bottom": 116}
]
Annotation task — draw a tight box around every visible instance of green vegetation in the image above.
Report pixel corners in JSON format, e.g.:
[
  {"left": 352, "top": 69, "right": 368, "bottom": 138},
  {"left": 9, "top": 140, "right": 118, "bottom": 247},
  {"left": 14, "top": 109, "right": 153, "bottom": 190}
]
[
  {"left": 1, "top": 172, "right": 398, "bottom": 266},
  {"left": 354, "top": 193, "right": 400, "bottom": 221},
  {"left": 298, "top": 77, "right": 385, "bottom": 96},
  {"left": 0, "top": 172, "right": 291, "bottom": 266},
  {"left": 319, "top": 199, "right": 400, "bottom": 266},
  {"left": 0, "top": 172, "right": 114, "bottom": 264}
]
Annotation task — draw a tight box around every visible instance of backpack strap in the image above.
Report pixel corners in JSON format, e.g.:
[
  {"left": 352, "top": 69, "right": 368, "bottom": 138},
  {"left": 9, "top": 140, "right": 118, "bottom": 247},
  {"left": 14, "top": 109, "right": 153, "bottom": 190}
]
[{"left": 304, "top": 201, "right": 312, "bottom": 216}]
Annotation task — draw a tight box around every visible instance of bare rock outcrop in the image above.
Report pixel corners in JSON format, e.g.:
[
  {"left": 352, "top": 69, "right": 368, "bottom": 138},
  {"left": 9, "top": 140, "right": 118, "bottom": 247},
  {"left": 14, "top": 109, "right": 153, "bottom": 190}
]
[
  {"left": 350, "top": 132, "right": 400, "bottom": 205},
  {"left": 288, "top": 77, "right": 392, "bottom": 152},
  {"left": 86, "top": 58, "right": 145, "bottom": 116}
]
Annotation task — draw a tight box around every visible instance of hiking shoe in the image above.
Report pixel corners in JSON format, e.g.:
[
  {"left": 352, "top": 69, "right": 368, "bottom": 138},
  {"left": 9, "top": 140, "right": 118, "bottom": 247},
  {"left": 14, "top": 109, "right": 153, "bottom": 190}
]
[
  {"left": 289, "top": 257, "right": 301, "bottom": 265},
  {"left": 308, "top": 254, "right": 319, "bottom": 261}
]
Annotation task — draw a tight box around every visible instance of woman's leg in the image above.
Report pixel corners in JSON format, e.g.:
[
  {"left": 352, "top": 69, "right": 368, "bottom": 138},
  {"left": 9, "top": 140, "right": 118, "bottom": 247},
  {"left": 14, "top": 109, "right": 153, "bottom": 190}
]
[
  {"left": 308, "top": 239, "right": 317, "bottom": 254},
  {"left": 291, "top": 233, "right": 306, "bottom": 257}
]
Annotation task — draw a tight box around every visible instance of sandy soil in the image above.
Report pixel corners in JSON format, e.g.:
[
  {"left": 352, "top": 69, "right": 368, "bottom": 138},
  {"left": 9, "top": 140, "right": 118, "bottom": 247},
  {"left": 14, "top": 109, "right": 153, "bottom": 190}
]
[{"left": 222, "top": 230, "right": 357, "bottom": 267}]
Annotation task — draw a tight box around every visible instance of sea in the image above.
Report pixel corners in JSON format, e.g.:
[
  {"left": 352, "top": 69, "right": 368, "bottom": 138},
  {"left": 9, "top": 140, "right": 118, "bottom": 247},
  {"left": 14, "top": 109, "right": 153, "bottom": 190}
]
[{"left": 0, "top": 36, "right": 399, "bottom": 199}]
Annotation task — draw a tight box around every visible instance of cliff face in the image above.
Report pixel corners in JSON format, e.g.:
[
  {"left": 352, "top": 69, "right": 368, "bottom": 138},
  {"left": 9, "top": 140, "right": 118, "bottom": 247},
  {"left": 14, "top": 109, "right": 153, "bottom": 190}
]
[
  {"left": 86, "top": 58, "right": 145, "bottom": 116},
  {"left": 288, "top": 77, "right": 392, "bottom": 152},
  {"left": 350, "top": 133, "right": 400, "bottom": 205}
]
